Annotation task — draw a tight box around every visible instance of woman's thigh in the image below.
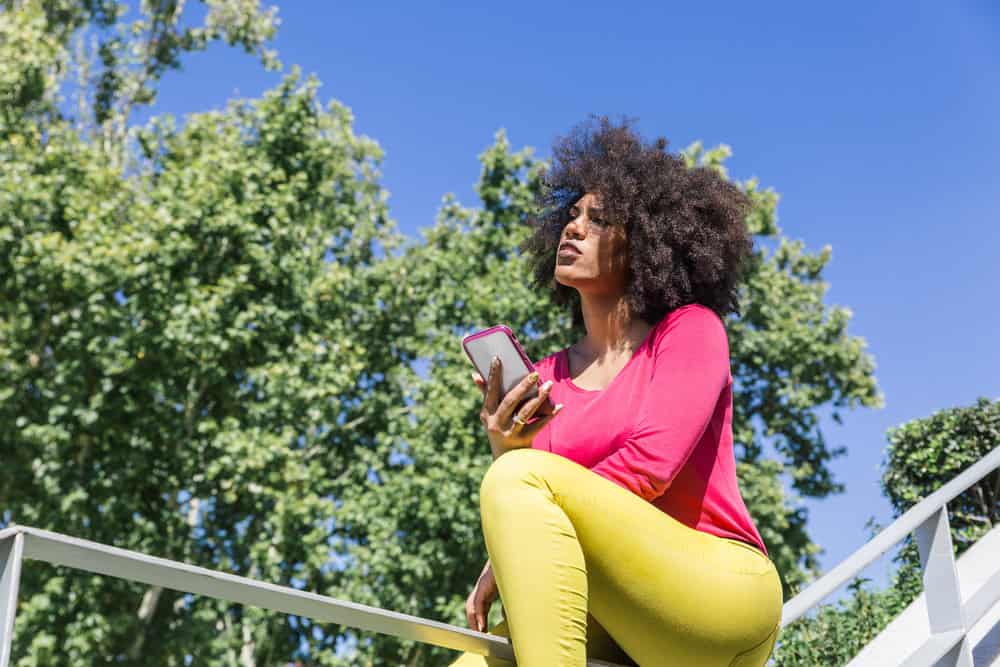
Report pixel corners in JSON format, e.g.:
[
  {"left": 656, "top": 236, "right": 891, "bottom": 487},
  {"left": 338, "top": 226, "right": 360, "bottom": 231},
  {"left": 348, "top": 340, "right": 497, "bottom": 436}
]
[{"left": 483, "top": 449, "right": 782, "bottom": 666}]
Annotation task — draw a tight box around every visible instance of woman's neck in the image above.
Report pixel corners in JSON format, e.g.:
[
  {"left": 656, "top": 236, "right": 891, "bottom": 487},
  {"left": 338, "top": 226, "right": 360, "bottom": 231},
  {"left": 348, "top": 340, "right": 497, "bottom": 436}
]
[{"left": 576, "top": 294, "right": 651, "bottom": 359}]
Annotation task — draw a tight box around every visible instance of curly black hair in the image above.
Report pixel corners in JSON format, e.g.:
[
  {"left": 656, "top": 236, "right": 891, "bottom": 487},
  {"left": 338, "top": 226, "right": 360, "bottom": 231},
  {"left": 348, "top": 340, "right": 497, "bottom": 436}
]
[{"left": 520, "top": 115, "right": 755, "bottom": 329}]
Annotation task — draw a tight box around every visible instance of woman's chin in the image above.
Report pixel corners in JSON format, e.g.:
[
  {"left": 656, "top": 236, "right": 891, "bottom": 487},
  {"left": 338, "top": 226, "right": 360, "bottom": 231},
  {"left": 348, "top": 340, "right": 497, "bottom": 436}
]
[
  {"left": 553, "top": 272, "right": 578, "bottom": 287},
  {"left": 554, "top": 268, "right": 590, "bottom": 284}
]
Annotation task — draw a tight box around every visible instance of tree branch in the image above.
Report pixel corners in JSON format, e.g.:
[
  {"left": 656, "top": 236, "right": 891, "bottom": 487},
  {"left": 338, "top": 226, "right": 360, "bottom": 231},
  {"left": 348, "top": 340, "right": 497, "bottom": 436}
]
[{"left": 126, "top": 585, "right": 163, "bottom": 659}]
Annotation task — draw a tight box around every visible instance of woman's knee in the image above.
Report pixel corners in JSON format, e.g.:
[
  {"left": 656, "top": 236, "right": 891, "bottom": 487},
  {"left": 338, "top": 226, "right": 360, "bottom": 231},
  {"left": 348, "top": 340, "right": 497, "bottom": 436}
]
[{"left": 479, "top": 448, "right": 548, "bottom": 508}]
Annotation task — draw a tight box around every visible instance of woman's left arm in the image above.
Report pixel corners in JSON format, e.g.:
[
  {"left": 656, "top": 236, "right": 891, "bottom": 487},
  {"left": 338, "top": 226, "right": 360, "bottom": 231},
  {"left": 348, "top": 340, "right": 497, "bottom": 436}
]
[{"left": 589, "top": 306, "right": 731, "bottom": 502}]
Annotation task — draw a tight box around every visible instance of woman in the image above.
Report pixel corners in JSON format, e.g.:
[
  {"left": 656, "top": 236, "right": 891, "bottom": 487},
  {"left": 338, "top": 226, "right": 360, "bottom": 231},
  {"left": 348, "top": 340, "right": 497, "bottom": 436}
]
[{"left": 451, "top": 117, "right": 782, "bottom": 666}]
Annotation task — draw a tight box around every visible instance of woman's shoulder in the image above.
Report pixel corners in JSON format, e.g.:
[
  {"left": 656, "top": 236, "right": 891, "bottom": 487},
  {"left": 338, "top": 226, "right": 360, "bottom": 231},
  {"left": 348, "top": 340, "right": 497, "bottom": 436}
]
[
  {"left": 652, "top": 303, "right": 728, "bottom": 349},
  {"left": 664, "top": 303, "right": 723, "bottom": 327}
]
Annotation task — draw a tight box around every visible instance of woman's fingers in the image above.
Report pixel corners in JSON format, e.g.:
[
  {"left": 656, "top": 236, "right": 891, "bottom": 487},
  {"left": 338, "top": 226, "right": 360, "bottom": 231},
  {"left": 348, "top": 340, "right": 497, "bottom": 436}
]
[
  {"left": 484, "top": 357, "right": 502, "bottom": 414},
  {"left": 495, "top": 368, "right": 542, "bottom": 428},
  {"left": 475, "top": 598, "right": 486, "bottom": 632},
  {"left": 520, "top": 400, "right": 564, "bottom": 439},
  {"left": 471, "top": 372, "right": 486, "bottom": 397},
  {"left": 465, "top": 591, "right": 477, "bottom": 630},
  {"left": 466, "top": 587, "right": 490, "bottom": 632},
  {"left": 474, "top": 586, "right": 495, "bottom": 632},
  {"left": 522, "top": 380, "right": 554, "bottom": 419},
  {"left": 500, "top": 377, "right": 556, "bottom": 436}
]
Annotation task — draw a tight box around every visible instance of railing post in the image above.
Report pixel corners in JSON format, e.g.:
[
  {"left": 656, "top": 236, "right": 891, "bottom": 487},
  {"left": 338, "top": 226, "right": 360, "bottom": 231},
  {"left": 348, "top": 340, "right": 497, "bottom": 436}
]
[
  {"left": 0, "top": 531, "right": 25, "bottom": 667},
  {"left": 914, "top": 507, "right": 973, "bottom": 666}
]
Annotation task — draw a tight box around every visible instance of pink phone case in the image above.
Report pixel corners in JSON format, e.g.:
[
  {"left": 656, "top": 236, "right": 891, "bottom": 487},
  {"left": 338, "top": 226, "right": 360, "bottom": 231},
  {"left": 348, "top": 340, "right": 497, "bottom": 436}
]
[{"left": 462, "top": 324, "right": 539, "bottom": 399}]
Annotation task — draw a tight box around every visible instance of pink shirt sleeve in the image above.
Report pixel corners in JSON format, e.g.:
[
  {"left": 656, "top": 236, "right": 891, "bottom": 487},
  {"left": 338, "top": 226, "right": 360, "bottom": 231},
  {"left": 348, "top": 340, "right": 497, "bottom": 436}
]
[{"left": 589, "top": 306, "right": 731, "bottom": 501}]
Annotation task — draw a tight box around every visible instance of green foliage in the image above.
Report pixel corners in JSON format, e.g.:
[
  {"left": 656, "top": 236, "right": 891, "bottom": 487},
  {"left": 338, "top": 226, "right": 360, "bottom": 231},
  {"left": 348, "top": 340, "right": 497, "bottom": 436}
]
[
  {"left": 772, "top": 397, "right": 998, "bottom": 666},
  {"left": 1, "top": 1, "right": 884, "bottom": 665},
  {"left": 771, "top": 574, "right": 917, "bottom": 666},
  {"left": 883, "top": 397, "right": 1000, "bottom": 559}
]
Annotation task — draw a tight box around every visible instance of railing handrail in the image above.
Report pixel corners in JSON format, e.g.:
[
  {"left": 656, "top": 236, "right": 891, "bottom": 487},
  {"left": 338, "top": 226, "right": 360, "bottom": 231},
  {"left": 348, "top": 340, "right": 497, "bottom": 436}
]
[
  {"left": 0, "top": 524, "right": 626, "bottom": 667},
  {"left": 780, "top": 444, "right": 1000, "bottom": 627}
]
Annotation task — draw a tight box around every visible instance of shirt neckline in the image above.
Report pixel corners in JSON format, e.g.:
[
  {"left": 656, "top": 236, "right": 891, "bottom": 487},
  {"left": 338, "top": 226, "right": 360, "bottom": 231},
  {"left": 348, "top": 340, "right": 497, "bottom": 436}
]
[{"left": 560, "top": 320, "right": 660, "bottom": 394}]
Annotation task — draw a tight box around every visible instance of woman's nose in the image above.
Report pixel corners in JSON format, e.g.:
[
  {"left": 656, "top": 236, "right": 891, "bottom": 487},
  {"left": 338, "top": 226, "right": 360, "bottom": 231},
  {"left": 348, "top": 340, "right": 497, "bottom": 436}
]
[{"left": 565, "top": 213, "right": 588, "bottom": 238}]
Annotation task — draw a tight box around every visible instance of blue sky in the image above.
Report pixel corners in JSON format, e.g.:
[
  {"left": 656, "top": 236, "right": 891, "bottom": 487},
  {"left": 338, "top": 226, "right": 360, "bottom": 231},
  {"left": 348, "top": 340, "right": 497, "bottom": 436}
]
[{"left": 148, "top": 1, "right": 1000, "bottom": 595}]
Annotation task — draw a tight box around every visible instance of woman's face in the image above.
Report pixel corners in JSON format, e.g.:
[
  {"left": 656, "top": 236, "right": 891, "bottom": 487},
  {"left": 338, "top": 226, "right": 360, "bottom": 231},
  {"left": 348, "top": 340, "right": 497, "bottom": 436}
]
[{"left": 554, "top": 192, "right": 629, "bottom": 296}]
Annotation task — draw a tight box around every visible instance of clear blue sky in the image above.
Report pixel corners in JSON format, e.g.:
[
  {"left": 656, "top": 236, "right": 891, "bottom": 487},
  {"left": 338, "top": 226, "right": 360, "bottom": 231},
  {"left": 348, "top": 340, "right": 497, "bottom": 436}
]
[{"left": 149, "top": 1, "right": 1000, "bottom": 595}]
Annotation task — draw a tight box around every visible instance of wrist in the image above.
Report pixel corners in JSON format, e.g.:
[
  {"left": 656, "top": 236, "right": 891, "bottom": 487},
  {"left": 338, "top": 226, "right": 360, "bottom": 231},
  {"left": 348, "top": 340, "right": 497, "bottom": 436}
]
[
  {"left": 488, "top": 436, "right": 509, "bottom": 460},
  {"left": 488, "top": 435, "right": 530, "bottom": 460}
]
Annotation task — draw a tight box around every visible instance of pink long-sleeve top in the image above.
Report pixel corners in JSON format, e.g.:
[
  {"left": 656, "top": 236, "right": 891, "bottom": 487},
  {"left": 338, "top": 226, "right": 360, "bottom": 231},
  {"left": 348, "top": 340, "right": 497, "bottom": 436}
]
[{"left": 531, "top": 303, "right": 768, "bottom": 556}]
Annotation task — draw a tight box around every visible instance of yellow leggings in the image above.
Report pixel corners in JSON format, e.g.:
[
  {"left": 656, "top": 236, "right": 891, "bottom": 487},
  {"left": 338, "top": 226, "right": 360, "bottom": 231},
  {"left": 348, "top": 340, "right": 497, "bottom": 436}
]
[{"left": 449, "top": 449, "right": 782, "bottom": 667}]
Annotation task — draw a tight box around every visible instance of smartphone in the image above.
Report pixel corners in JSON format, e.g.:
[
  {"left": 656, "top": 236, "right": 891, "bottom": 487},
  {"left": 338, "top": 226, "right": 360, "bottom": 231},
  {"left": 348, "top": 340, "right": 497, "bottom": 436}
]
[{"left": 462, "top": 325, "right": 540, "bottom": 402}]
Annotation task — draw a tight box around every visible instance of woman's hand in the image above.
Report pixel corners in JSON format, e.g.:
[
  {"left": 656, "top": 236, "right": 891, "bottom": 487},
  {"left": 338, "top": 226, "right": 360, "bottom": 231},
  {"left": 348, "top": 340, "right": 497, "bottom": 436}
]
[
  {"left": 465, "top": 560, "right": 498, "bottom": 632},
  {"left": 473, "top": 356, "right": 563, "bottom": 458}
]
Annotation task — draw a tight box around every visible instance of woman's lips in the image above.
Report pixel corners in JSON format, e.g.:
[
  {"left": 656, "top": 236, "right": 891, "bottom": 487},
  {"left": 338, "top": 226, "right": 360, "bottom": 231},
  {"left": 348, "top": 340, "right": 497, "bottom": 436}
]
[{"left": 558, "top": 245, "right": 581, "bottom": 256}]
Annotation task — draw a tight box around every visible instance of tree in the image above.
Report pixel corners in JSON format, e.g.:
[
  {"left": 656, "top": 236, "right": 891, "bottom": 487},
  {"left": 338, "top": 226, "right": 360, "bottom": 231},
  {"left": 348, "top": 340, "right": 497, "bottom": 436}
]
[
  {"left": 1, "top": 1, "right": 884, "bottom": 664},
  {"left": 771, "top": 397, "right": 999, "bottom": 666},
  {"left": 2, "top": 2, "right": 418, "bottom": 664}
]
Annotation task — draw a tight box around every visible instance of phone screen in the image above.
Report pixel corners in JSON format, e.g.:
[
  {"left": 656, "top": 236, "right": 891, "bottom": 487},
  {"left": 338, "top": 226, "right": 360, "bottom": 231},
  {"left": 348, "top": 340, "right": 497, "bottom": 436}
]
[{"left": 462, "top": 326, "right": 538, "bottom": 399}]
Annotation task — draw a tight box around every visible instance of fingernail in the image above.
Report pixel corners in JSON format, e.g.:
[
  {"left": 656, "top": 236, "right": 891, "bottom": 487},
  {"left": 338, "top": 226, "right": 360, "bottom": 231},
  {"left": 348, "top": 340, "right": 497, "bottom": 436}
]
[
  {"left": 554, "top": 403, "right": 564, "bottom": 413},
  {"left": 541, "top": 380, "right": 553, "bottom": 391},
  {"left": 529, "top": 372, "right": 539, "bottom": 382},
  {"left": 492, "top": 356, "right": 499, "bottom": 367}
]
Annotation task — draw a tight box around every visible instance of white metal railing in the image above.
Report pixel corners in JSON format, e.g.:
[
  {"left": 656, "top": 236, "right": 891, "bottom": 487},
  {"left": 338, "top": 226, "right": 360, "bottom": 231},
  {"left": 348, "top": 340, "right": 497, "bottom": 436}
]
[
  {"left": 0, "top": 524, "right": 626, "bottom": 667},
  {"left": 779, "top": 445, "right": 1000, "bottom": 666}
]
